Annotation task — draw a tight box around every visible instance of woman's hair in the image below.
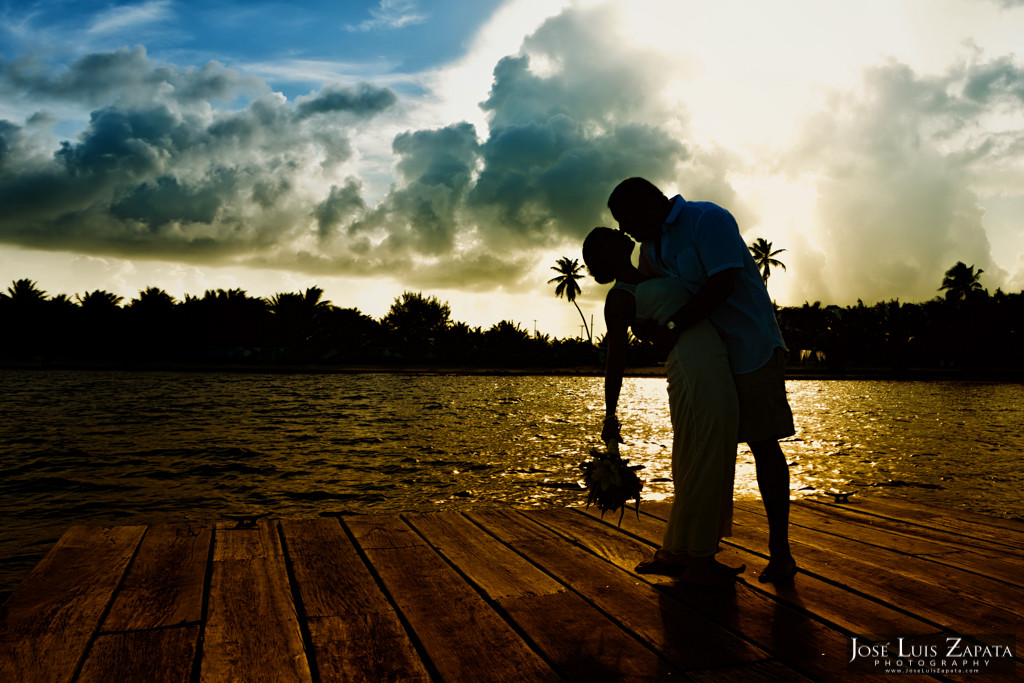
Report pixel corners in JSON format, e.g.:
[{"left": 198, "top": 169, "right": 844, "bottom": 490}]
[{"left": 582, "top": 226, "right": 620, "bottom": 284}]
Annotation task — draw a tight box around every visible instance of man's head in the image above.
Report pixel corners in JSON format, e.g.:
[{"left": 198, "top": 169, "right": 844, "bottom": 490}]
[
  {"left": 607, "top": 177, "right": 673, "bottom": 242},
  {"left": 582, "top": 226, "right": 633, "bottom": 284}
]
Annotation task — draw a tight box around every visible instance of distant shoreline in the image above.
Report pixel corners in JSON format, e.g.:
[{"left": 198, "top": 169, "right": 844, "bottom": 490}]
[{"left": 2, "top": 360, "right": 1023, "bottom": 382}]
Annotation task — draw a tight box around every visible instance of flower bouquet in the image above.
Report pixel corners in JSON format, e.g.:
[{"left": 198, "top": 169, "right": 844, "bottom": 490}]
[{"left": 580, "top": 436, "right": 644, "bottom": 527}]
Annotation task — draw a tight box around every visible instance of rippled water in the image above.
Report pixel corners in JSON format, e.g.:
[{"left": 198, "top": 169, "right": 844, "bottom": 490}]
[{"left": 2, "top": 369, "right": 1023, "bottom": 595}]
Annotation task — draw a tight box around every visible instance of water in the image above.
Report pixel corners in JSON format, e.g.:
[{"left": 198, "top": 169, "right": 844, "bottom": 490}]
[{"left": 2, "top": 369, "right": 1023, "bottom": 596}]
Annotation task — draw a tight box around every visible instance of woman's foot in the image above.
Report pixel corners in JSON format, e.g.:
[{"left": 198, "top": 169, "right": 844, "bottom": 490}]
[
  {"left": 634, "top": 548, "right": 687, "bottom": 575},
  {"left": 757, "top": 555, "right": 797, "bottom": 583}
]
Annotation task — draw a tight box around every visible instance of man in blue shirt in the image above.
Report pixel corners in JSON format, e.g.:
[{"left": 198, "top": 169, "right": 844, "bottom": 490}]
[{"left": 607, "top": 176, "right": 797, "bottom": 584}]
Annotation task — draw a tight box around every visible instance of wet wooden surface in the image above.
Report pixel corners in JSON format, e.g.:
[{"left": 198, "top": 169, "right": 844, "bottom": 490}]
[{"left": 1, "top": 496, "right": 1021, "bottom": 681}]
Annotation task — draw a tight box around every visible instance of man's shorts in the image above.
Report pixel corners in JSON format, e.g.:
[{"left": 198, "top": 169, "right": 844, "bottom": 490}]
[{"left": 734, "top": 347, "right": 795, "bottom": 444}]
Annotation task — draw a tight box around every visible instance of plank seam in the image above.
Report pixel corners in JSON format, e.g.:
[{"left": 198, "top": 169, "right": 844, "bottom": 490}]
[
  {"left": 68, "top": 525, "right": 149, "bottom": 683},
  {"left": 338, "top": 516, "right": 444, "bottom": 683},
  {"left": 276, "top": 521, "right": 321, "bottom": 683},
  {"left": 189, "top": 521, "right": 216, "bottom": 683}
]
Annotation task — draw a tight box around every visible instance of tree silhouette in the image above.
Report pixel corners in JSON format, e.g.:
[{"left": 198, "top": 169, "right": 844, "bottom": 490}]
[
  {"left": 939, "top": 262, "right": 985, "bottom": 303},
  {"left": 2, "top": 279, "right": 48, "bottom": 305},
  {"left": 267, "top": 287, "right": 334, "bottom": 358},
  {"left": 748, "top": 238, "right": 787, "bottom": 288},
  {"left": 76, "top": 290, "right": 123, "bottom": 312},
  {"left": 1, "top": 280, "right": 52, "bottom": 358},
  {"left": 128, "top": 287, "right": 176, "bottom": 313},
  {"left": 3, "top": 273, "right": 1023, "bottom": 374},
  {"left": 548, "top": 256, "right": 591, "bottom": 342},
  {"left": 382, "top": 291, "right": 452, "bottom": 360}
]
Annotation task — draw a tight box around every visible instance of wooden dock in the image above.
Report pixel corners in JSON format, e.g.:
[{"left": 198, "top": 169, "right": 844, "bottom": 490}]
[{"left": 2, "top": 496, "right": 1022, "bottom": 681}]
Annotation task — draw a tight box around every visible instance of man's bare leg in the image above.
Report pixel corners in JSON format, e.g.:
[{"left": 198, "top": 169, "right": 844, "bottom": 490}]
[{"left": 749, "top": 438, "right": 797, "bottom": 582}]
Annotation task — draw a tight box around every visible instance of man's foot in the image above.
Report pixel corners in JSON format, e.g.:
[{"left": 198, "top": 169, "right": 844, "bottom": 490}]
[
  {"left": 678, "top": 558, "right": 738, "bottom": 590},
  {"left": 711, "top": 559, "right": 746, "bottom": 576},
  {"left": 757, "top": 556, "right": 797, "bottom": 584}
]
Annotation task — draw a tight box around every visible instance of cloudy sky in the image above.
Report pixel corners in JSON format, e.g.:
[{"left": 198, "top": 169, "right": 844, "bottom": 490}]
[{"left": 2, "top": 0, "right": 1023, "bottom": 339}]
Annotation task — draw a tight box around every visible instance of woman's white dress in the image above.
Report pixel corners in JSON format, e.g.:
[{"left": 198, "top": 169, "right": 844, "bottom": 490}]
[{"left": 618, "top": 278, "right": 739, "bottom": 557}]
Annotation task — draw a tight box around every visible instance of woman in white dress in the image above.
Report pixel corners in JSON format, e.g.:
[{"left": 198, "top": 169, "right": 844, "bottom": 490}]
[{"left": 583, "top": 227, "right": 742, "bottom": 587}]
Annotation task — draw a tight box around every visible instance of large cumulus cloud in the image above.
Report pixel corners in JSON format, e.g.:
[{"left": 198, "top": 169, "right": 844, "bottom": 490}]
[{"left": 781, "top": 54, "right": 1024, "bottom": 304}]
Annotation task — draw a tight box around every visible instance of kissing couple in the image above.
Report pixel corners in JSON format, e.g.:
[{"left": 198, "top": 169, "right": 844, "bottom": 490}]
[{"left": 582, "top": 177, "right": 797, "bottom": 588}]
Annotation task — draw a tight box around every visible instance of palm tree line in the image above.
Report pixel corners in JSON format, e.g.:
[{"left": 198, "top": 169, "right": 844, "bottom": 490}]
[
  {"left": 0, "top": 282, "right": 601, "bottom": 368},
  {"left": 2, "top": 250, "right": 1022, "bottom": 373}
]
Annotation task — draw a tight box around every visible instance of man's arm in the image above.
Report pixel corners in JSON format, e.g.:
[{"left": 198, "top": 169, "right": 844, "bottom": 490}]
[
  {"left": 632, "top": 269, "right": 736, "bottom": 347},
  {"left": 666, "top": 268, "right": 736, "bottom": 330}
]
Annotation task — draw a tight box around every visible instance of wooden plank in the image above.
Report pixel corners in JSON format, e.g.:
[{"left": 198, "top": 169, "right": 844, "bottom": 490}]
[
  {"left": 102, "top": 523, "right": 211, "bottom": 631},
  {"left": 502, "top": 590, "right": 679, "bottom": 681},
  {"left": 779, "top": 500, "right": 1024, "bottom": 589},
  {"left": 201, "top": 521, "right": 312, "bottom": 683},
  {"left": 407, "top": 511, "right": 680, "bottom": 681},
  {"left": 306, "top": 615, "right": 430, "bottom": 683},
  {"left": 857, "top": 495, "right": 1024, "bottom": 533},
  {"left": 345, "top": 514, "right": 560, "bottom": 683},
  {"left": 279, "top": 517, "right": 430, "bottom": 683},
  {"left": 467, "top": 509, "right": 771, "bottom": 673},
  {"left": 76, "top": 625, "right": 199, "bottom": 683},
  {"left": 279, "top": 518, "right": 396, "bottom": 617},
  {"left": 0, "top": 525, "right": 146, "bottom": 683},
  {"left": 812, "top": 496, "right": 1024, "bottom": 552},
  {"left": 403, "top": 512, "right": 564, "bottom": 600},
  {"left": 726, "top": 507, "right": 1024, "bottom": 657}
]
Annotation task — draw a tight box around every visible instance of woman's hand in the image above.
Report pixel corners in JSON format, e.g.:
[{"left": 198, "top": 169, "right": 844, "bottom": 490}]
[{"left": 602, "top": 415, "right": 624, "bottom": 444}]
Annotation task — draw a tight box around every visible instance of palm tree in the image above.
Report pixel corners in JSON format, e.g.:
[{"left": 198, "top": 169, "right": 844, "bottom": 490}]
[
  {"left": 2, "top": 279, "right": 48, "bottom": 305},
  {"left": 128, "top": 287, "right": 176, "bottom": 313},
  {"left": 939, "top": 262, "right": 985, "bottom": 303},
  {"left": 548, "top": 256, "right": 591, "bottom": 342},
  {"left": 76, "top": 290, "right": 123, "bottom": 312},
  {"left": 749, "top": 238, "right": 787, "bottom": 288}
]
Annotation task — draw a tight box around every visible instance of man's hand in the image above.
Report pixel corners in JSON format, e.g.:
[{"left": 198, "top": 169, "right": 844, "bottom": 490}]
[
  {"left": 631, "top": 318, "right": 680, "bottom": 359},
  {"left": 631, "top": 318, "right": 660, "bottom": 343},
  {"left": 652, "top": 327, "right": 681, "bottom": 357}
]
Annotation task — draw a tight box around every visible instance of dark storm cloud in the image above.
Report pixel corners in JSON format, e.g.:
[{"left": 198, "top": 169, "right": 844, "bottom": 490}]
[
  {"left": 295, "top": 83, "right": 398, "bottom": 119},
  {"left": 313, "top": 178, "right": 366, "bottom": 238},
  {"left": 962, "top": 56, "right": 1024, "bottom": 103},
  {"left": 0, "top": 47, "right": 265, "bottom": 106},
  {"left": 0, "top": 42, "right": 398, "bottom": 259}
]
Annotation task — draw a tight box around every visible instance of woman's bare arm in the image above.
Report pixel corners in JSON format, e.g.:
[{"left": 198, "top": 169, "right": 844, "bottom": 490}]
[{"left": 603, "top": 288, "right": 635, "bottom": 440}]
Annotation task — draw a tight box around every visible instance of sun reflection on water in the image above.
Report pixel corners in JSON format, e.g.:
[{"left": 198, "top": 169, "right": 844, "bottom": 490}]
[{"left": 2, "top": 370, "right": 1024, "bottom": 595}]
